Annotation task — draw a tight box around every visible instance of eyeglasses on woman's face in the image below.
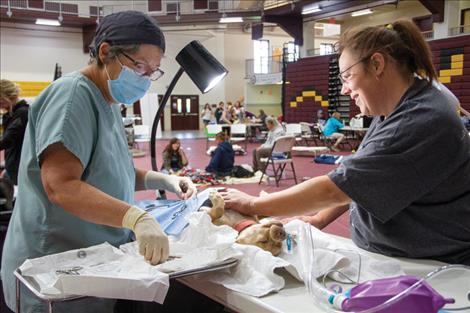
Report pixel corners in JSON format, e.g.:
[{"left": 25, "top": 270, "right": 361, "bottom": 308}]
[
  {"left": 119, "top": 51, "right": 164, "bottom": 81},
  {"left": 338, "top": 56, "right": 369, "bottom": 84}
]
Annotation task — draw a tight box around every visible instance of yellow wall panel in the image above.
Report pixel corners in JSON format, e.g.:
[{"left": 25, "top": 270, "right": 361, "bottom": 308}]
[
  {"left": 14, "top": 81, "right": 50, "bottom": 97},
  {"left": 290, "top": 101, "right": 297, "bottom": 108},
  {"left": 296, "top": 96, "right": 303, "bottom": 102},
  {"left": 439, "top": 76, "right": 451, "bottom": 84},
  {"left": 451, "top": 61, "right": 463, "bottom": 69},
  {"left": 439, "top": 69, "right": 451, "bottom": 77},
  {"left": 451, "top": 54, "right": 463, "bottom": 62},
  {"left": 321, "top": 101, "right": 329, "bottom": 107},
  {"left": 302, "top": 91, "right": 315, "bottom": 97},
  {"left": 315, "top": 96, "right": 322, "bottom": 101},
  {"left": 450, "top": 68, "right": 463, "bottom": 76}
]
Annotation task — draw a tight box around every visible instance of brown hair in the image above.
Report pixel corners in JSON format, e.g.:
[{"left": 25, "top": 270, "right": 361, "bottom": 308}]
[
  {"left": 163, "top": 137, "right": 180, "bottom": 154},
  {"left": 337, "top": 19, "right": 437, "bottom": 83},
  {"left": 0, "top": 79, "right": 20, "bottom": 100}
]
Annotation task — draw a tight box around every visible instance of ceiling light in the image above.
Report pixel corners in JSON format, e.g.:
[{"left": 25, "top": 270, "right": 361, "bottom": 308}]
[
  {"left": 219, "top": 17, "right": 243, "bottom": 23},
  {"left": 351, "top": 9, "right": 373, "bottom": 17},
  {"left": 36, "top": 18, "right": 61, "bottom": 26},
  {"left": 302, "top": 5, "right": 322, "bottom": 15}
]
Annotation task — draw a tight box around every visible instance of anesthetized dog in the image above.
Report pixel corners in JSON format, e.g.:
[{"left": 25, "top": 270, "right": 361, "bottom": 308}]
[{"left": 199, "top": 190, "right": 286, "bottom": 256}]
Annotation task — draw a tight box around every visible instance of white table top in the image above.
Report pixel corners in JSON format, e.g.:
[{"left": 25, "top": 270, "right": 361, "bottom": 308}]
[
  {"left": 179, "top": 235, "right": 452, "bottom": 313},
  {"left": 340, "top": 126, "right": 369, "bottom": 132}
]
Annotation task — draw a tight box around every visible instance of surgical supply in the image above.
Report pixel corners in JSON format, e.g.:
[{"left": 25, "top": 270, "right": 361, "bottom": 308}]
[
  {"left": 137, "top": 188, "right": 210, "bottom": 236},
  {"left": 295, "top": 221, "right": 470, "bottom": 313},
  {"left": 18, "top": 243, "right": 170, "bottom": 303}
]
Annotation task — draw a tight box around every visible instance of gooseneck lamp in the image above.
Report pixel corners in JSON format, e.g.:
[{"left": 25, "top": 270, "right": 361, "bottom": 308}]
[{"left": 150, "top": 40, "right": 228, "bottom": 172}]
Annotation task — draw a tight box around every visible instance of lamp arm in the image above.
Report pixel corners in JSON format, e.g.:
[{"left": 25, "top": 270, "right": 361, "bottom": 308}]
[{"left": 150, "top": 67, "right": 185, "bottom": 171}]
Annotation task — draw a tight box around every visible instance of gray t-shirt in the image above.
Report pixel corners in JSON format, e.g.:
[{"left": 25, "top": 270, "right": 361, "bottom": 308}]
[{"left": 329, "top": 78, "right": 470, "bottom": 265}]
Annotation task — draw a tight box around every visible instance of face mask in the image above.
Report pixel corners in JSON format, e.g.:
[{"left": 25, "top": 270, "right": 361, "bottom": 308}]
[{"left": 105, "top": 63, "right": 151, "bottom": 106}]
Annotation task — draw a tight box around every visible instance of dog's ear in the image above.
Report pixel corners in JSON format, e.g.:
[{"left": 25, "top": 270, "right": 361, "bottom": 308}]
[{"left": 269, "top": 224, "right": 286, "bottom": 243}]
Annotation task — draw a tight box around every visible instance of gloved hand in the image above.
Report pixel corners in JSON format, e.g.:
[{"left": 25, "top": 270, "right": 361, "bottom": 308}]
[
  {"left": 144, "top": 171, "right": 196, "bottom": 200},
  {"left": 122, "top": 205, "right": 169, "bottom": 265}
]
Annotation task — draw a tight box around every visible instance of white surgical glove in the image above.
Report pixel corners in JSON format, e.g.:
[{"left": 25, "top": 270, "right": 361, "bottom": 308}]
[
  {"left": 122, "top": 205, "right": 169, "bottom": 265},
  {"left": 144, "top": 171, "right": 196, "bottom": 200}
]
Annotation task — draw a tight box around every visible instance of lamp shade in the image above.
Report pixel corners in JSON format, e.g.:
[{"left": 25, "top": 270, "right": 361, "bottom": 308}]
[{"left": 175, "top": 40, "right": 228, "bottom": 93}]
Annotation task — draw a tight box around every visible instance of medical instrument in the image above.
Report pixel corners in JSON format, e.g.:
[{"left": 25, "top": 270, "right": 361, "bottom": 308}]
[{"left": 300, "top": 223, "right": 470, "bottom": 313}]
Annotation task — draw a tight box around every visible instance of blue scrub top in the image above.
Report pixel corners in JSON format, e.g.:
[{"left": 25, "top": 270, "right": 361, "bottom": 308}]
[{"left": 1, "top": 72, "right": 135, "bottom": 312}]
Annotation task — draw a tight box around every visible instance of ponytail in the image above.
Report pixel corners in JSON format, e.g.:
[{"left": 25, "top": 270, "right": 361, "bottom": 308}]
[{"left": 337, "top": 19, "right": 437, "bottom": 83}]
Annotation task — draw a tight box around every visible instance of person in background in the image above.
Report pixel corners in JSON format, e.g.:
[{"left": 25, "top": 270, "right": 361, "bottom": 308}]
[
  {"left": 120, "top": 103, "right": 127, "bottom": 118},
  {"left": 323, "top": 111, "right": 345, "bottom": 152},
  {"left": 315, "top": 109, "right": 326, "bottom": 126},
  {"left": 221, "top": 20, "right": 470, "bottom": 266},
  {"left": 257, "top": 109, "right": 267, "bottom": 125},
  {"left": 214, "top": 101, "right": 224, "bottom": 123},
  {"left": 0, "top": 80, "right": 29, "bottom": 185},
  {"left": 220, "top": 103, "right": 233, "bottom": 124},
  {"left": 205, "top": 131, "right": 234, "bottom": 177},
  {"left": 252, "top": 116, "right": 285, "bottom": 172},
  {"left": 201, "top": 103, "right": 213, "bottom": 126},
  {"left": 161, "top": 138, "right": 188, "bottom": 174},
  {"left": 1, "top": 11, "right": 197, "bottom": 313},
  {"left": 460, "top": 106, "right": 470, "bottom": 129}
]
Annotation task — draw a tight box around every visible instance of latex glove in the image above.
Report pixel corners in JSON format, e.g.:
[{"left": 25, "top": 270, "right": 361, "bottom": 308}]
[
  {"left": 144, "top": 171, "right": 196, "bottom": 200},
  {"left": 122, "top": 205, "right": 169, "bottom": 265}
]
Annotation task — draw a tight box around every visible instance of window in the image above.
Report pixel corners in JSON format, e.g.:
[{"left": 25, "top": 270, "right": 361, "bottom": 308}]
[
  {"left": 320, "top": 43, "right": 333, "bottom": 55},
  {"left": 254, "top": 40, "right": 269, "bottom": 74},
  {"left": 286, "top": 42, "right": 299, "bottom": 62}
]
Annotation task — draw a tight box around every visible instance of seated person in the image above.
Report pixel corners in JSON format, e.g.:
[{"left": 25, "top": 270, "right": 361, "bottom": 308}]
[
  {"left": 461, "top": 106, "right": 470, "bottom": 129},
  {"left": 206, "top": 132, "right": 234, "bottom": 177},
  {"left": 323, "top": 111, "right": 345, "bottom": 152},
  {"left": 161, "top": 138, "right": 188, "bottom": 174},
  {"left": 252, "top": 117, "right": 286, "bottom": 172},
  {"left": 315, "top": 109, "right": 326, "bottom": 126}
]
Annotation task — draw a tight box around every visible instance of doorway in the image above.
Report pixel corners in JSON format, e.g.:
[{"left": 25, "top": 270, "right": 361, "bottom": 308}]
[{"left": 170, "top": 95, "right": 199, "bottom": 130}]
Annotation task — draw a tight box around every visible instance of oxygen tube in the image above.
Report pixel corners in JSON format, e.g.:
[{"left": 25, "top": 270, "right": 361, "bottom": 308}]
[{"left": 300, "top": 223, "right": 470, "bottom": 313}]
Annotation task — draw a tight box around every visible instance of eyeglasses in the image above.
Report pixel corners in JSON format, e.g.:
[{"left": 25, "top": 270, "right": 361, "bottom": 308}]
[
  {"left": 338, "top": 56, "right": 369, "bottom": 84},
  {"left": 119, "top": 51, "right": 164, "bottom": 81}
]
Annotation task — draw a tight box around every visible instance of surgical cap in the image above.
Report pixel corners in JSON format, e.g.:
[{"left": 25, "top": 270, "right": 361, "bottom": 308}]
[{"left": 90, "top": 10, "right": 165, "bottom": 57}]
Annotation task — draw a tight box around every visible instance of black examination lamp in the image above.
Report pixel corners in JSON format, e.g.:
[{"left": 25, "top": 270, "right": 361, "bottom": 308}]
[{"left": 150, "top": 40, "right": 228, "bottom": 171}]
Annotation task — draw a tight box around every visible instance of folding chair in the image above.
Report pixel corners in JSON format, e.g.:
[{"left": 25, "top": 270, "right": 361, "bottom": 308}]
[
  {"left": 230, "top": 124, "right": 248, "bottom": 150},
  {"left": 133, "top": 125, "right": 150, "bottom": 150},
  {"left": 206, "top": 124, "right": 223, "bottom": 150},
  {"left": 317, "top": 124, "right": 352, "bottom": 151},
  {"left": 259, "top": 136, "right": 298, "bottom": 187},
  {"left": 285, "top": 123, "right": 303, "bottom": 145},
  {"left": 299, "top": 122, "right": 316, "bottom": 146}
]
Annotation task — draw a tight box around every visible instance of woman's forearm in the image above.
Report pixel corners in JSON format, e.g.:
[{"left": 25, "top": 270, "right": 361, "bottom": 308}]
[
  {"left": 252, "top": 175, "right": 351, "bottom": 216},
  {"left": 45, "top": 177, "right": 130, "bottom": 227}
]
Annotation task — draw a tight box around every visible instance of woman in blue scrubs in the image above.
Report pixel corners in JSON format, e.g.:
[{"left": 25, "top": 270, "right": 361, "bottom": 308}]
[{"left": 1, "top": 11, "right": 196, "bottom": 313}]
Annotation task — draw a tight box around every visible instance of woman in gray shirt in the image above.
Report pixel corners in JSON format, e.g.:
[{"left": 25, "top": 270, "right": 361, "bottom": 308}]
[{"left": 222, "top": 20, "right": 470, "bottom": 265}]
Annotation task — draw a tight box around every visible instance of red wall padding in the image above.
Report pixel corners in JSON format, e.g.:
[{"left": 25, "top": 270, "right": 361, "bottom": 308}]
[{"left": 284, "top": 34, "right": 470, "bottom": 123}]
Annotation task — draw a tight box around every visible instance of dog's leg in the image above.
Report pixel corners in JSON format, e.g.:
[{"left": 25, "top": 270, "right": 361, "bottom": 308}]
[{"left": 202, "top": 190, "right": 225, "bottom": 221}]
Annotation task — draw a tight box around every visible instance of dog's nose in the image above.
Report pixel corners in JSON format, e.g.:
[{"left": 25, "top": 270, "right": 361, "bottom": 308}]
[{"left": 269, "top": 225, "right": 286, "bottom": 242}]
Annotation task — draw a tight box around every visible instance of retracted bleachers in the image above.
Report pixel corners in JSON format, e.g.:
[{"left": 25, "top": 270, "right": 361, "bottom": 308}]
[
  {"left": 284, "top": 55, "right": 331, "bottom": 123},
  {"left": 429, "top": 34, "right": 470, "bottom": 112},
  {"left": 284, "top": 34, "right": 470, "bottom": 122}
]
